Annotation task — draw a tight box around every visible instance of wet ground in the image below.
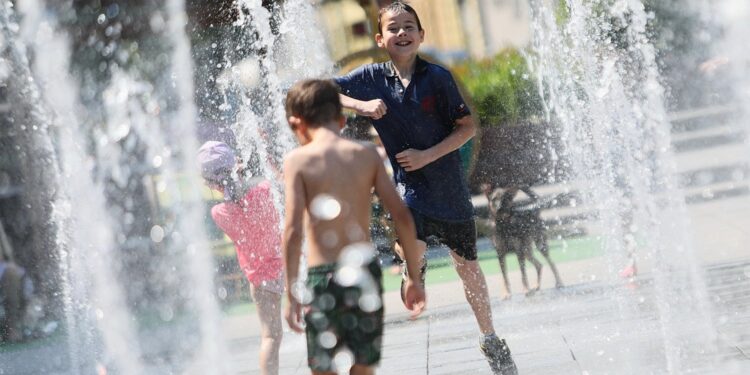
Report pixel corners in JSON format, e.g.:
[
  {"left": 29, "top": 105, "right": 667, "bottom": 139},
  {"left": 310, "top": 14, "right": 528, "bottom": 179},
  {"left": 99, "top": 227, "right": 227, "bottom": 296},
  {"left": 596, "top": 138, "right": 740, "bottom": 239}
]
[{"left": 227, "top": 259, "right": 750, "bottom": 374}]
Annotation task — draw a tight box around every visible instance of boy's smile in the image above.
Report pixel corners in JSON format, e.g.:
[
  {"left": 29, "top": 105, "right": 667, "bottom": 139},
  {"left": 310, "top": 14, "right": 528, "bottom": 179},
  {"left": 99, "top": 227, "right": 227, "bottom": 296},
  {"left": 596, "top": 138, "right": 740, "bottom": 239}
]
[{"left": 377, "top": 10, "right": 424, "bottom": 58}]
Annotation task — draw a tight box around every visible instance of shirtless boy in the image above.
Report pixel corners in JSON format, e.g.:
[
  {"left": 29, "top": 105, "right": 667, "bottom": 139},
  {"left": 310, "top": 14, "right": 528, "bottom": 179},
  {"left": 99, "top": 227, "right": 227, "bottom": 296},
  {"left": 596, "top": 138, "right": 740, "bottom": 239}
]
[{"left": 282, "top": 79, "right": 426, "bottom": 375}]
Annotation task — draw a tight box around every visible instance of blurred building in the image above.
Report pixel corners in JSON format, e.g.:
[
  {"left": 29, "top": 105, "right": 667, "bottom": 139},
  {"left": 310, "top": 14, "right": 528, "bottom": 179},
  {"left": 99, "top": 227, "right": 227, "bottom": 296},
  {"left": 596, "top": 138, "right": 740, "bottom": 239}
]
[{"left": 317, "top": 0, "right": 532, "bottom": 69}]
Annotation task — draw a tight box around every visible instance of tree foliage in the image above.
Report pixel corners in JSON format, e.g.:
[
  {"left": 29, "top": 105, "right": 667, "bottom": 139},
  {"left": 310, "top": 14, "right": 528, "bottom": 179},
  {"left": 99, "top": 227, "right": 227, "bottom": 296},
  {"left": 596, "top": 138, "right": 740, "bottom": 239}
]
[{"left": 454, "top": 49, "right": 544, "bottom": 127}]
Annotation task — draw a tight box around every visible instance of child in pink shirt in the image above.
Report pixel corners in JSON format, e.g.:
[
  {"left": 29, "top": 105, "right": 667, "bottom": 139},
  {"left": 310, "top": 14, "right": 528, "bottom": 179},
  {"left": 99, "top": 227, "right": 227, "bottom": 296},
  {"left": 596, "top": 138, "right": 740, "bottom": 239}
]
[{"left": 198, "top": 141, "right": 283, "bottom": 375}]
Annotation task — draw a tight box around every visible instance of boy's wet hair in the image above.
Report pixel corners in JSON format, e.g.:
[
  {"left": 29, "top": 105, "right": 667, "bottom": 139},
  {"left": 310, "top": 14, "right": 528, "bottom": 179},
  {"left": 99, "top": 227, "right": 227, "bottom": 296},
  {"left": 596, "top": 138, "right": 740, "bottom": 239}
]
[
  {"left": 285, "top": 79, "right": 342, "bottom": 127},
  {"left": 378, "top": 1, "right": 423, "bottom": 33}
]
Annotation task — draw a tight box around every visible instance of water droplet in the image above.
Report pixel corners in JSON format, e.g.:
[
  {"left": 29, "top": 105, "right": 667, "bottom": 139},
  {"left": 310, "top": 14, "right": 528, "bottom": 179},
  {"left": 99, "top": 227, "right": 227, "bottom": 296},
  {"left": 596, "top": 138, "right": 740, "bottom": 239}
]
[
  {"left": 291, "top": 280, "right": 313, "bottom": 304},
  {"left": 95, "top": 308, "right": 105, "bottom": 320},
  {"left": 153, "top": 155, "right": 163, "bottom": 168},
  {"left": 339, "top": 243, "right": 375, "bottom": 267},
  {"left": 359, "top": 294, "right": 382, "bottom": 313},
  {"left": 335, "top": 266, "right": 361, "bottom": 287},
  {"left": 318, "top": 331, "right": 337, "bottom": 349},
  {"left": 319, "top": 294, "right": 336, "bottom": 311},
  {"left": 597, "top": 350, "right": 604, "bottom": 356},
  {"left": 150, "top": 225, "right": 165, "bottom": 243},
  {"left": 97, "top": 14, "right": 106, "bottom": 25},
  {"left": 217, "top": 287, "right": 228, "bottom": 300},
  {"left": 310, "top": 194, "right": 341, "bottom": 220},
  {"left": 333, "top": 349, "right": 354, "bottom": 372},
  {"left": 321, "top": 231, "right": 339, "bottom": 249},
  {"left": 159, "top": 306, "right": 174, "bottom": 322}
]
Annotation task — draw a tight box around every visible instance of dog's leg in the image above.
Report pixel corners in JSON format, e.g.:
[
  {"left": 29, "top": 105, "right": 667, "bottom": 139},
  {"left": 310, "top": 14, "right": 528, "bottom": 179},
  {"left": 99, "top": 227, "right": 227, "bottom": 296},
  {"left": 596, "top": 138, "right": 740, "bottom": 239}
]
[
  {"left": 516, "top": 243, "right": 531, "bottom": 295},
  {"left": 495, "top": 235, "right": 512, "bottom": 300},
  {"left": 536, "top": 233, "right": 564, "bottom": 288},
  {"left": 523, "top": 236, "right": 543, "bottom": 292}
]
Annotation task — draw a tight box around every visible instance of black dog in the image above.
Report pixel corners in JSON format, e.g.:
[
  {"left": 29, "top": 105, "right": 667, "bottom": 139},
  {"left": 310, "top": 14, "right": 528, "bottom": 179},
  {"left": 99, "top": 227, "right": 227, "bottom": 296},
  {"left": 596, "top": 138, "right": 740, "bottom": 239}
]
[{"left": 484, "top": 185, "right": 563, "bottom": 299}]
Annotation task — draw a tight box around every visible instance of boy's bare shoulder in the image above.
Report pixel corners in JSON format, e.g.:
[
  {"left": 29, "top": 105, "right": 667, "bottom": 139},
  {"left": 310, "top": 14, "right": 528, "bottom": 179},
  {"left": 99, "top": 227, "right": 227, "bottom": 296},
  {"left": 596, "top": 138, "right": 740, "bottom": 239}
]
[
  {"left": 282, "top": 147, "right": 309, "bottom": 172},
  {"left": 346, "top": 139, "right": 380, "bottom": 159}
]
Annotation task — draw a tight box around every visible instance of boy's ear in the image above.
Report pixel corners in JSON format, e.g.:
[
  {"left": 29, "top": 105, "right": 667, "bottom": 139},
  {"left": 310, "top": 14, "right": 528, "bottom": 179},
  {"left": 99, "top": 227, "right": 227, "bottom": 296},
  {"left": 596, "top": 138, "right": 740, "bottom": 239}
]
[
  {"left": 288, "top": 115, "right": 302, "bottom": 129},
  {"left": 338, "top": 115, "right": 346, "bottom": 130},
  {"left": 375, "top": 33, "right": 385, "bottom": 48},
  {"left": 419, "top": 29, "right": 425, "bottom": 42}
]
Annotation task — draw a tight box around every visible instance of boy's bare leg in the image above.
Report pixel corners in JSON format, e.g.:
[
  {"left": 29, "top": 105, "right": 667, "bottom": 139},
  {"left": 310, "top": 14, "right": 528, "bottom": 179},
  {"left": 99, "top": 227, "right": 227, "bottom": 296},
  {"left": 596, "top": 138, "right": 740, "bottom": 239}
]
[
  {"left": 450, "top": 252, "right": 495, "bottom": 334},
  {"left": 250, "top": 286, "right": 283, "bottom": 375}
]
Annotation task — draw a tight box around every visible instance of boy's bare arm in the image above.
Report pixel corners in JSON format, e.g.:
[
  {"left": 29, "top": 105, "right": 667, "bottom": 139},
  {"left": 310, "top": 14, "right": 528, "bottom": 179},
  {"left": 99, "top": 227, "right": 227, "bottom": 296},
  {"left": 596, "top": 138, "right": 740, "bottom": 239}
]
[
  {"left": 372, "top": 156, "right": 419, "bottom": 279},
  {"left": 282, "top": 155, "right": 306, "bottom": 332},
  {"left": 395, "top": 115, "right": 477, "bottom": 172},
  {"left": 339, "top": 94, "right": 387, "bottom": 120}
]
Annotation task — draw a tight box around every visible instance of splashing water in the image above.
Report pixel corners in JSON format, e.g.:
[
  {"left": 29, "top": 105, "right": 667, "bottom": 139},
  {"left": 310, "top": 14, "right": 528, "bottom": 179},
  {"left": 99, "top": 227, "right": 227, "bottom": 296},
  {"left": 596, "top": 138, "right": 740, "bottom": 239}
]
[
  {"left": 17, "top": 2, "right": 146, "bottom": 372},
  {"left": 218, "top": 0, "right": 334, "bottom": 219},
  {"left": 4, "top": 0, "right": 228, "bottom": 373},
  {"left": 528, "top": 0, "right": 716, "bottom": 371}
]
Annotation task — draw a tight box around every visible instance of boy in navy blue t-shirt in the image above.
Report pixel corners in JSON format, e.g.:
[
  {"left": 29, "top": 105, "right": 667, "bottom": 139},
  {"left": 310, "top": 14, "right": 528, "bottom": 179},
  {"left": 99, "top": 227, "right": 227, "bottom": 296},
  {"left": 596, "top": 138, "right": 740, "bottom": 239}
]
[{"left": 336, "top": 2, "right": 518, "bottom": 374}]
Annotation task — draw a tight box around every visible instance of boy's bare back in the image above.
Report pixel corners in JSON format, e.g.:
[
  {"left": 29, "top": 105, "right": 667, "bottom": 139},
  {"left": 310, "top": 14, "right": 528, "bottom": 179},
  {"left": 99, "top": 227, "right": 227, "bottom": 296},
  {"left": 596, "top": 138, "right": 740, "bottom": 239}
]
[{"left": 284, "top": 135, "right": 389, "bottom": 267}]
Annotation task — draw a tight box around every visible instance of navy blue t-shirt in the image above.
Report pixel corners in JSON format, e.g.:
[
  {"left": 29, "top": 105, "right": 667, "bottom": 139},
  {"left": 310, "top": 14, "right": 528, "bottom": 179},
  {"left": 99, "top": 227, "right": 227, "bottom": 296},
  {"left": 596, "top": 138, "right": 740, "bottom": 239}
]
[{"left": 335, "top": 56, "right": 474, "bottom": 221}]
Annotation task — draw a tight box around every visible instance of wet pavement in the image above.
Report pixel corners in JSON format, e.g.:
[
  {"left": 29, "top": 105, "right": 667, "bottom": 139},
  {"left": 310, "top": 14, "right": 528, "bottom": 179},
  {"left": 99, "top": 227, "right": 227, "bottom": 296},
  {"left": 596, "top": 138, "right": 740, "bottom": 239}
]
[{"left": 226, "top": 259, "right": 750, "bottom": 374}]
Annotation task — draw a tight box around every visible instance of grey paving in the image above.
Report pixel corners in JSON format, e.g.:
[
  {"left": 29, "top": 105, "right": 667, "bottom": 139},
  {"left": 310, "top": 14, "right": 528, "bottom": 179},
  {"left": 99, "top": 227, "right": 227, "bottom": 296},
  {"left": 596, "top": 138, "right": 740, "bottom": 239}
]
[{"left": 216, "top": 260, "right": 750, "bottom": 375}]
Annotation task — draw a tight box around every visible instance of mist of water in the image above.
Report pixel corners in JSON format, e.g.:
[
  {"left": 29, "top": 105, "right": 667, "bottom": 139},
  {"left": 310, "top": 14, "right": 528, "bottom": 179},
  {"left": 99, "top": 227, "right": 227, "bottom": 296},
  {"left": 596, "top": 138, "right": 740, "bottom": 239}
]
[
  {"left": 218, "top": 0, "right": 334, "bottom": 218},
  {"left": 5, "top": 0, "right": 228, "bottom": 373},
  {"left": 18, "top": 2, "right": 146, "bottom": 372},
  {"left": 528, "top": 0, "right": 716, "bottom": 371}
]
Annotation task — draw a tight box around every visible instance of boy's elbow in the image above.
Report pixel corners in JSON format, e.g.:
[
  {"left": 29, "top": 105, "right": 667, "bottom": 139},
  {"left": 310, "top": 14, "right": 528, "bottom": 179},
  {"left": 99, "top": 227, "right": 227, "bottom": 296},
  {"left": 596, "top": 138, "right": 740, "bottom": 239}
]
[
  {"left": 457, "top": 116, "right": 477, "bottom": 139},
  {"left": 466, "top": 119, "right": 478, "bottom": 138}
]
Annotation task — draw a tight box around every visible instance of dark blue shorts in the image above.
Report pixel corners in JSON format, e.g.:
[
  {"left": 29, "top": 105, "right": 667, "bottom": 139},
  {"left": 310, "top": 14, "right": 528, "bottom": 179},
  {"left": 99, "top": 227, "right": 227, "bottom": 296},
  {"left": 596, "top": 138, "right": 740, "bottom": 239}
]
[{"left": 408, "top": 207, "right": 478, "bottom": 261}]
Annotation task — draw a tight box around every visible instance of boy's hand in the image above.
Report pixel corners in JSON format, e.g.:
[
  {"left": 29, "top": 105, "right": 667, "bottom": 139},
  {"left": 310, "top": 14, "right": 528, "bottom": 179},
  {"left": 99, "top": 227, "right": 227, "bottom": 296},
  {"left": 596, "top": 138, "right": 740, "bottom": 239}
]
[
  {"left": 284, "top": 298, "right": 305, "bottom": 333},
  {"left": 403, "top": 279, "right": 426, "bottom": 319},
  {"left": 357, "top": 99, "right": 387, "bottom": 119},
  {"left": 396, "top": 149, "right": 435, "bottom": 171}
]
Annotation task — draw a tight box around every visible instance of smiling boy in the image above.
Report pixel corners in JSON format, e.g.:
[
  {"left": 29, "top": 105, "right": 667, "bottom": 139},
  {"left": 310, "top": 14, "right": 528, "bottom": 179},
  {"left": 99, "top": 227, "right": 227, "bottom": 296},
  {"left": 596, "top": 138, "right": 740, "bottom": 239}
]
[{"left": 335, "top": 2, "right": 518, "bottom": 374}]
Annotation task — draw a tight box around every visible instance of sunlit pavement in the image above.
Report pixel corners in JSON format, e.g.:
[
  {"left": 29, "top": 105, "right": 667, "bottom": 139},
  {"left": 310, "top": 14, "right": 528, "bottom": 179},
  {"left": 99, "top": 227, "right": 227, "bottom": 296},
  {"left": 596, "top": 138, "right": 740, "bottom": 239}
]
[
  {"left": 224, "top": 195, "right": 750, "bottom": 374},
  {"left": 224, "top": 260, "right": 750, "bottom": 374}
]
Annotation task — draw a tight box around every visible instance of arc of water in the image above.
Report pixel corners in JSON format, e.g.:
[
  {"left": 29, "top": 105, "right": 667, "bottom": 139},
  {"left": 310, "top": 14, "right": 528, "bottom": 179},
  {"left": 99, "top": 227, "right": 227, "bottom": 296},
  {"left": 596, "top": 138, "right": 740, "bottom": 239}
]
[
  {"left": 15, "top": 0, "right": 163, "bottom": 373},
  {"left": 529, "top": 0, "right": 717, "bottom": 371},
  {"left": 229, "top": 0, "right": 334, "bottom": 220},
  {"left": 165, "top": 0, "right": 230, "bottom": 372}
]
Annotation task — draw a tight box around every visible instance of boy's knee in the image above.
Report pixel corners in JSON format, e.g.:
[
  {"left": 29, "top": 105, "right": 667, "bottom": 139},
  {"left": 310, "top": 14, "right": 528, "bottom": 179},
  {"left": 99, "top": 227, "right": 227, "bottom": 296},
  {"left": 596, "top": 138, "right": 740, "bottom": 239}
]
[{"left": 261, "top": 334, "right": 282, "bottom": 350}]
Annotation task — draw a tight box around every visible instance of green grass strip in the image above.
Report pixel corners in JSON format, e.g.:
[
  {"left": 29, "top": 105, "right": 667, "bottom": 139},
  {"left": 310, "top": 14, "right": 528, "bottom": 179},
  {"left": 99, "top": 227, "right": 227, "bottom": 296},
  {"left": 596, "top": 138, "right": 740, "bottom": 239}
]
[{"left": 224, "top": 236, "right": 603, "bottom": 315}]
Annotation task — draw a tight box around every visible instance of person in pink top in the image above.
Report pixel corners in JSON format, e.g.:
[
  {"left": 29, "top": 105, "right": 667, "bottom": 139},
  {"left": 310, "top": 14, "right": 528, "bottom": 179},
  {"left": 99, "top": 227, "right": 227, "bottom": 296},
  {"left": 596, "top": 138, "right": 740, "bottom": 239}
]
[{"left": 198, "top": 141, "right": 283, "bottom": 375}]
